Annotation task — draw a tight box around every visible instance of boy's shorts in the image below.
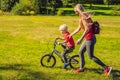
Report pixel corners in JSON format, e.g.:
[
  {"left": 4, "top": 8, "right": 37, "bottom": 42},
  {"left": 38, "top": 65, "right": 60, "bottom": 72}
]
[{"left": 64, "top": 46, "right": 75, "bottom": 53}]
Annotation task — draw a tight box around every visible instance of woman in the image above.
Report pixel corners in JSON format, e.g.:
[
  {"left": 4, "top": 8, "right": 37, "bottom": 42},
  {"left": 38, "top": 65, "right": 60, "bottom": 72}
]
[{"left": 69, "top": 4, "right": 112, "bottom": 76}]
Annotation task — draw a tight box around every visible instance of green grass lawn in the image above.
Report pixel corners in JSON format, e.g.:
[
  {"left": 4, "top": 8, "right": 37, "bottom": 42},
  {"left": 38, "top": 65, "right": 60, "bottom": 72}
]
[{"left": 0, "top": 15, "right": 120, "bottom": 80}]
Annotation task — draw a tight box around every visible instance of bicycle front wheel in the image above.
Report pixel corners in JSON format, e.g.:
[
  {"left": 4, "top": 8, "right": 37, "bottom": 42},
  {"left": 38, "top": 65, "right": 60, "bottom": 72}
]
[
  {"left": 69, "top": 55, "right": 80, "bottom": 69},
  {"left": 40, "top": 54, "right": 56, "bottom": 68}
]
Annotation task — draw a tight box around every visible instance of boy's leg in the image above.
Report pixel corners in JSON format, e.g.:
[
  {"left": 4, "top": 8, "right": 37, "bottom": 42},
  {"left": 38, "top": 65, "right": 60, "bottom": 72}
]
[
  {"left": 62, "top": 46, "right": 74, "bottom": 63},
  {"left": 62, "top": 50, "right": 69, "bottom": 68},
  {"left": 61, "top": 43, "right": 67, "bottom": 49},
  {"left": 62, "top": 46, "right": 74, "bottom": 68},
  {"left": 62, "top": 51, "right": 68, "bottom": 63}
]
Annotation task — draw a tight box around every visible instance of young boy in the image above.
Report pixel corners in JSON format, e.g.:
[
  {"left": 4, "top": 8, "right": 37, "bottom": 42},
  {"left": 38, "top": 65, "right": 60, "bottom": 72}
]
[{"left": 56, "top": 24, "right": 75, "bottom": 69}]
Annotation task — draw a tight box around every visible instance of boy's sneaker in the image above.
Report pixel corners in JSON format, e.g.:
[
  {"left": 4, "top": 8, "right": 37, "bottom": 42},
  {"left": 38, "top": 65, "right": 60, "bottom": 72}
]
[
  {"left": 104, "top": 66, "right": 112, "bottom": 76},
  {"left": 62, "top": 63, "right": 69, "bottom": 69},
  {"left": 73, "top": 69, "right": 84, "bottom": 73}
]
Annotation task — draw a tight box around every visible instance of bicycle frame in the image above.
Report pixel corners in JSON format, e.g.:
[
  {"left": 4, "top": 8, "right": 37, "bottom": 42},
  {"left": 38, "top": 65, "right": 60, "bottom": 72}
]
[
  {"left": 49, "top": 39, "right": 71, "bottom": 62},
  {"left": 49, "top": 39, "right": 65, "bottom": 61},
  {"left": 50, "top": 48, "right": 63, "bottom": 60}
]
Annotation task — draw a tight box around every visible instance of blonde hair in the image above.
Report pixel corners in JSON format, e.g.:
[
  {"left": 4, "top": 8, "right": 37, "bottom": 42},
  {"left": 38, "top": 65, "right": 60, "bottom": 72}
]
[
  {"left": 59, "top": 24, "right": 68, "bottom": 31},
  {"left": 74, "top": 4, "right": 85, "bottom": 12},
  {"left": 74, "top": 4, "right": 93, "bottom": 17}
]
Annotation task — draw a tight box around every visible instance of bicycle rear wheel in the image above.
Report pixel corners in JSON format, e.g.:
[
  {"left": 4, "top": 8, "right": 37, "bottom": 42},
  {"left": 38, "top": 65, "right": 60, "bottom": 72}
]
[
  {"left": 69, "top": 55, "right": 80, "bottom": 69},
  {"left": 40, "top": 54, "right": 56, "bottom": 68}
]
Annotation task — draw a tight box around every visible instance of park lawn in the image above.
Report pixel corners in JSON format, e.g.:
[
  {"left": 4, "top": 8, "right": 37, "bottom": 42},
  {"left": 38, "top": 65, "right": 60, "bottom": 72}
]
[{"left": 0, "top": 15, "right": 120, "bottom": 80}]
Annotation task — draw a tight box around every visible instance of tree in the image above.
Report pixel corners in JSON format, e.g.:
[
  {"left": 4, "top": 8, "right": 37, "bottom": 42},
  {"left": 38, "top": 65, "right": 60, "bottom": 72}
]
[
  {"left": 0, "top": 0, "right": 18, "bottom": 11},
  {"left": 11, "top": 0, "right": 39, "bottom": 15},
  {"left": 103, "top": 0, "right": 120, "bottom": 7},
  {"left": 90, "top": 0, "right": 92, "bottom": 9}
]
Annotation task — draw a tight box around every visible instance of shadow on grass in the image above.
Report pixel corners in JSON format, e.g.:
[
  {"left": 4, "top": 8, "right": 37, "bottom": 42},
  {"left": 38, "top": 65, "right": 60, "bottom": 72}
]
[
  {"left": 0, "top": 64, "right": 49, "bottom": 80},
  {"left": 112, "top": 70, "right": 120, "bottom": 80},
  {"left": 61, "top": 66, "right": 120, "bottom": 80},
  {"left": 0, "top": 75, "right": 2, "bottom": 80},
  {"left": 85, "top": 68, "right": 103, "bottom": 74},
  {"left": 86, "top": 68, "right": 120, "bottom": 80}
]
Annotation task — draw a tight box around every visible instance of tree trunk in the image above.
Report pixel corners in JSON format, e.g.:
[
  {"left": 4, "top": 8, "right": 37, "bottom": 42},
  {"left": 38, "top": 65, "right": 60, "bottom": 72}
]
[{"left": 90, "top": 0, "right": 92, "bottom": 9}]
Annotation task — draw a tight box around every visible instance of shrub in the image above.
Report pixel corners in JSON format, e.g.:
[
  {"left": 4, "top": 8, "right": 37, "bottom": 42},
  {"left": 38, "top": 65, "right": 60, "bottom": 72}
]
[
  {"left": 103, "top": 0, "right": 109, "bottom": 4},
  {"left": 29, "top": 11, "right": 35, "bottom": 15},
  {"left": 57, "top": 9, "right": 63, "bottom": 16},
  {"left": 11, "top": 0, "right": 39, "bottom": 15},
  {"left": 103, "top": 0, "right": 120, "bottom": 5},
  {"left": 0, "top": 0, "right": 17, "bottom": 11},
  {"left": 111, "top": 6, "right": 120, "bottom": 16},
  {"left": 11, "top": 3, "right": 25, "bottom": 15},
  {"left": 0, "top": 10, "right": 3, "bottom": 15}
]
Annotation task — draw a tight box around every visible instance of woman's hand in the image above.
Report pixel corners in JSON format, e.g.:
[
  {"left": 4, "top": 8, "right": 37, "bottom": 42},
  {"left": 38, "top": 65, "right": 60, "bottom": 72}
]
[
  {"left": 68, "top": 34, "right": 72, "bottom": 39},
  {"left": 76, "top": 39, "right": 82, "bottom": 45}
]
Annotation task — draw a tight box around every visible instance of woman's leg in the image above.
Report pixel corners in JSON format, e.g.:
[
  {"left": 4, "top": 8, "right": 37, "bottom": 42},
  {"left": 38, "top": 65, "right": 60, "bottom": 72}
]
[
  {"left": 78, "top": 40, "right": 86, "bottom": 69},
  {"left": 86, "top": 37, "right": 107, "bottom": 69}
]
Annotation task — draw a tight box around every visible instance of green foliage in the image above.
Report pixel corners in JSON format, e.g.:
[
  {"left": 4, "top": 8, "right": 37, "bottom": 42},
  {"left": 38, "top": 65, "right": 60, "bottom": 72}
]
[
  {"left": 11, "top": 0, "right": 39, "bottom": 15},
  {"left": 92, "top": 0, "right": 104, "bottom": 4},
  {"left": 103, "top": 0, "right": 120, "bottom": 5},
  {"left": 103, "top": 0, "right": 108, "bottom": 4},
  {"left": 111, "top": 6, "right": 120, "bottom": 16},
  {"left": 56, "top": 8, "right": 74, "bottom": 16},
  {"left": 0, "top": 10, "right": 3, "bottom": 15},
  {"left": 62, "top": 0, "right": 77, "bottom": 7},
  {"left": 57, "top": 9, "right": 63, "bottom": 16},
  {"left": 0, "top": 0, "right": 16, "bottom": 11},
  {"left": 110, "top": 0, "right": 120, "bottom": 4},
  {"left": 11, "top": 3, "right": 25, "bottom": 15}
]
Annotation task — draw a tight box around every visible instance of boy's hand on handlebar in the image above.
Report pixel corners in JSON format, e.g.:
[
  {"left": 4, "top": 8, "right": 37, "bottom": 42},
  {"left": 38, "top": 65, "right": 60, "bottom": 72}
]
[
  {"left": 57, "top": 42, "right": 61, "bottom": 45},
  {"left": 56, "top": 37, "right": 60, "bottom": 40}
]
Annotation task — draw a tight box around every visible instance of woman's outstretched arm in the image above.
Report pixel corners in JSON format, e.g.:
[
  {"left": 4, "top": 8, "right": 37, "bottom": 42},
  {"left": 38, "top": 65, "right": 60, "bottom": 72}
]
[{"left": 76, "top": 19, "right": 89, "bottom": 44}]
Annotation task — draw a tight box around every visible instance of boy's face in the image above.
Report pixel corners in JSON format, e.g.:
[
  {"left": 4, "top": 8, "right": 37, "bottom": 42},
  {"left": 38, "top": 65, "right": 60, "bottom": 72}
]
[{"left": 60, "top": 30, "right": 66, "bottom": 34}]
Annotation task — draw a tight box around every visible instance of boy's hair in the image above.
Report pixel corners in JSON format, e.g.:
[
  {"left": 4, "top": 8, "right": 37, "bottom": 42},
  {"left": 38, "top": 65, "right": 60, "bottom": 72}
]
[{"left": 59, "top": 24, "right": 68, "bottom": 31}]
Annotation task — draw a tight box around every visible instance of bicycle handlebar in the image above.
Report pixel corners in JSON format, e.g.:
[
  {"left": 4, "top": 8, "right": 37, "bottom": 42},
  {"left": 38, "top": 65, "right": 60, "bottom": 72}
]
[
  {"left": 53, "top": 39, "right": 58, "bottom": 49},
  {"left": 53, "top": 38, "right": 65, "bottom": 49}
]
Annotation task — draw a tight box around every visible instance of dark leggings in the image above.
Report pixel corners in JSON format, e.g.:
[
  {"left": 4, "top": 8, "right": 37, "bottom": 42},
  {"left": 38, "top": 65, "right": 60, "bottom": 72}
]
[
  {"left": 79, "top": 36, "right": 107, "bottom": 69},
  {"left": 62, "top": 44, "right": 74, "bottom": 63}
]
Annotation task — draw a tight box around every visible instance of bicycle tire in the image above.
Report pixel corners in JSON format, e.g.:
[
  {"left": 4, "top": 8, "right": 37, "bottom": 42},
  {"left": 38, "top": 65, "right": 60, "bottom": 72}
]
[
  {"left": 69, "top": 55, "right": 80, "bottom": 69},
  {"left": 40, "top": 54, "right": 56, "bottom": 68}
]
